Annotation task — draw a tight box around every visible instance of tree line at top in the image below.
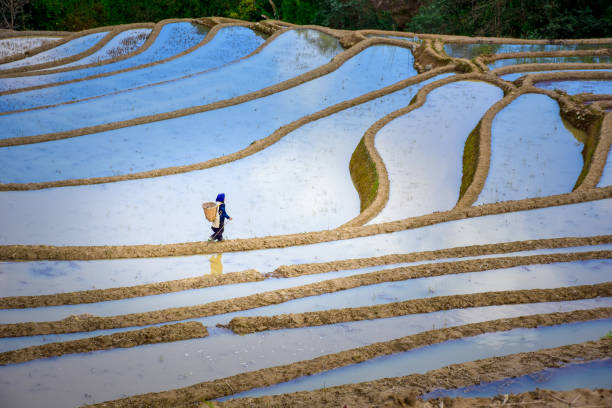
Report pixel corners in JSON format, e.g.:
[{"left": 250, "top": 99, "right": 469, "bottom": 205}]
[{"left": 1, "top": 0, "right": 610, "bottom": 39}]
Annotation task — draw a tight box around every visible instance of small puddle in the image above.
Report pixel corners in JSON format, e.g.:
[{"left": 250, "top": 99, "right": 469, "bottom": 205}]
[
  {"left": 218, "top": 319, "right": 611, "bottom": 401},
  {"left": 423, "top": 359, "right": 611, "bottom": 399},
  {"left": 476, "top": 93, "right": 583, "bottom": 205}
]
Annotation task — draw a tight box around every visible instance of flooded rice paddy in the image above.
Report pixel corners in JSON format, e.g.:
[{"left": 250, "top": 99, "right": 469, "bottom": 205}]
[
  {"left": 0, "top": 20, "right": 610, "bottom": 408},
  {"left": 219, "top": 319, "right": 611, "bottom": 400},
  {"left": 476, "top": 93, "right": 583, "bottom": 205},
  {"left": 0, "top": 31, "right": 108, "bottom": 70}
]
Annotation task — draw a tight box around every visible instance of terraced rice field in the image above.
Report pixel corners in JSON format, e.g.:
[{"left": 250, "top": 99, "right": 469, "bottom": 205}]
[{"left": 0, "top": 17, "right": 611, "bottom": 408}]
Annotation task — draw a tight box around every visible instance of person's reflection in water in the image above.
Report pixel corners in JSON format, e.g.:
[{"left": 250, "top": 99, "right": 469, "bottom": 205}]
[{"left": 209, "top": 253, "right": 223, "bottom": 275}]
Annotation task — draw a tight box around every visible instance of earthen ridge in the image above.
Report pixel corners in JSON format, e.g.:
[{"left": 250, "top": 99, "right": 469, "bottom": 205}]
[
  {"left": 225, "top": 282, "right": 612, "bottom": 334},
  {"left": 477, "top": 47, "right": 612, "bottom": 66},
  {"left": 0, "top": 254, "right": 608, "bottom": 338},
  {"left": 0, "top": 29, "right": 100, "bottom": 65},
  {"left": 455, "top": 88, "right": 522, "bottom": 207},
  {"left": 85, "top": 309, "right": 611, "bottom": 407},
  {"left": 0, "top": 321, "right": 208, "bottom": 366},
  {"left": 491, "top": 62, "right": 612, "bottom": 76},
  {"left": 0, "top": 21, "right": 255, "bottom": 98},
  {"left": 0, "top": 66, "right": 455, "bottom": 192},
  {"left": 1, "top": 186, "right": 611, "bottom": 261},
  {"left": 0, "top": 269, "right": 262, "bottom": 309},
  {"left": 0, "top": 23, "right": 155, "bottom": 75},
  {"left": 0, "top": 35, "right": 417, "bottom": 149},
  {"left": 0, "top": 19, "right": 202, "bottom": 82},
  {"left": 217, "top": 340, "right": 612, "bottom": 408},
  {"left": 0, "top": 23, "right": 276, "bottom": 114},
  {"left": 346, "top": 73, "right": 511, "bottom": 225},
  {"left": 272, "top": 235, "right": 612, "bottom": 277},
  {"left": 456, "top": 71, "right": 611, "bottom": 207},
  {"left": 577, "top": 105, "right": 612, "bottom": 190}
]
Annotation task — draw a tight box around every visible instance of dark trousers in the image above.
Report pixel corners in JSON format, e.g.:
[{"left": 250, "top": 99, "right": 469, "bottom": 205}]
[{"left": 211, "top": 221, "right": 225, "bottom": 241}]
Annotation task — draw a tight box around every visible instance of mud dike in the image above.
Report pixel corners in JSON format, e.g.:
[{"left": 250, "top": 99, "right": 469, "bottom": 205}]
[{"left": 0, "top": 17, "right": 610, "bottom": 408}]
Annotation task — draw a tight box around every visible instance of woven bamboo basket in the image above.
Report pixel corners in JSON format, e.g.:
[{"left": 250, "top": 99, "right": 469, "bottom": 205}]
[{"left": 202, "top": 202, "right": 218, "bottom": 222}]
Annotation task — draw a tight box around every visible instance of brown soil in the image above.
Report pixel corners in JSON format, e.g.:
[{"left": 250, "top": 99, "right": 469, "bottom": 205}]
[
  {"left": 225, "top": 282, "right": 612, "bottom": 334},
  {"left": 84, "top": 309, "right": 611, "bottom": 407},
  {"left": 418, "top": 389, "right": 612, "bottom": 408},
  {"left": 0, "top": 186, "right": 608, "bottom": 262},
  {"left": 0, "top": 321, "right": 207, "bottom": 366},
  {"left": 0, "top": 269, "right": 262, "bottom": 309},
  {"left": 1, "top": 252, "right": 608, "bottom": 338},
  {"left": 0, "top": 23, "right": 156, "bottom": 75},
  {"left": 272, "top": 235, "right": 612, "bottom": 277},
  {"left": 216, "top": 340, "right": 611, "bottom": 408}
]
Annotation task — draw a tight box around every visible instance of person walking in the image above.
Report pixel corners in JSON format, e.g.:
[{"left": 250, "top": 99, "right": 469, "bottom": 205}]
[{"left": 210, "top": 193, "right": 231, "bottom": 241}]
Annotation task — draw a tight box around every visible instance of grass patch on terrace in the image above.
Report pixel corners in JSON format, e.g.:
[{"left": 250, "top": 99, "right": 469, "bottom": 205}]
[
  {"left": 557, "top": 97, "right": 605, "bottom": 190},
  {"left": 350, "top": 138, "right": 379, "bottom": 212},
  {"left": 459, "top": 121, "right": 482, "bottom": 200}
]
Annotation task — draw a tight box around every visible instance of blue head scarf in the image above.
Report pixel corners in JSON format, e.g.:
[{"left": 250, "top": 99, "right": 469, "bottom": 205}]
[{"left": 216, "top": 193, "right": 225, "bottom": 203}]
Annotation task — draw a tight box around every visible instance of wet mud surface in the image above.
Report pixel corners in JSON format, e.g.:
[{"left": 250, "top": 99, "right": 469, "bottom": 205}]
[
  {"left": 272, "top": 236, "right": 612, "bottom": 277},
  {"left": 1, "top": 252, "right": 607, "bottom": 337},
  {"left": 225, "top": 283, "right": 612, "bottom": 334},
  {"left": 86, "top": 309, "right": 611, "bottom": 407},
  {"left": 216, "top": 340, "right": 611, "bottom": 408},
  {"left": 0, "top": 321, "right": 207, "bottom": 365},
  {"left": 0, "top": 269, "right": 262, "bottom": 309}
]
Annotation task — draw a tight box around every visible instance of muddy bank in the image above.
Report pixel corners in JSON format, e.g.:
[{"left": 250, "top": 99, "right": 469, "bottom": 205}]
[
  {"left": 217, "top": 339, "right": 611, "bottom": 408},
  {"left": 85, "top": 308, "right": 611, "bottom": 407},
  {"left": 0, "top": 269, "right": 261, "bottom": 309},
  {"left": 225, "top": 283, "right": 612, "bottom": 334},
  {"left": 4, "top": 184, "right": 609, "bottom": 262},
  {"left": 1, "top": 252, "right": 607, "bottom": 337},
  {"left": 0, "top": 321, "right": 206, "bottom": 366},
  {"left": 0, "top": 23, "right": 156, "bottom": 75},
  {"left": 418, "top": 389, "right": 612, "bottom": 408},
  {"left": 272, "top": 235, "right": 612, "bottom": 277}
]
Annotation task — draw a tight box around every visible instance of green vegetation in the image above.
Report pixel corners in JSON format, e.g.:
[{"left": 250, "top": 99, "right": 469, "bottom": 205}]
[
  {"left": 406, "top": 0, "right": 612, "bottom": 39},
  {"left": 4, "top": 0, "right": 609, "bottom": 37},
  {"left": 349, "top": 138, "right": 379, "bottom": 212},
  {"left": 11, "top": 0, "right": 392, "bottom": 31},
  {"left": 459, "top": 121, "right": 481, "bottom": 201}
]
